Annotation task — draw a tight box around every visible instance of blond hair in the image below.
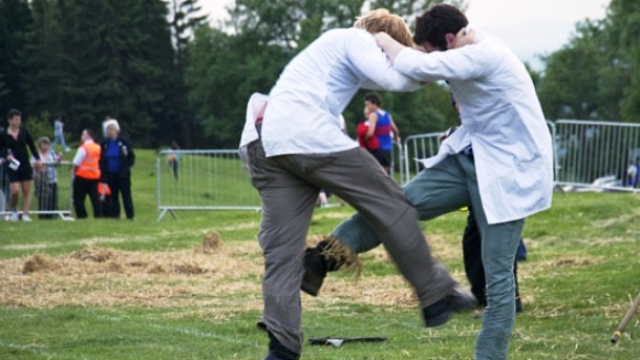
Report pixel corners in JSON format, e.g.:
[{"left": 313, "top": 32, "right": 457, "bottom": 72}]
[{"left": 354, "top": 9, "right": 414, "bottom": 47}]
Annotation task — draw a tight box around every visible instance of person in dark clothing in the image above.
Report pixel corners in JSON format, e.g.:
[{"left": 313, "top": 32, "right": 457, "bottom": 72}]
[
  {"left": 100, "top": 119, "right": 135, "bottom": 220},
  {"left": 363, "top": 92, "right": 401, "bottom": 174},
  {"left": 72, "top": 129, "right": 103, "bottom": 219},
  {"left": 0, "top": 109, "right": 42, "bottom": 221},
  {"left": 168, "top": 141, "right": 180, "bottom": 180},
  {"left": 462, "top": 210, "right": 525, "bottom": 316}
]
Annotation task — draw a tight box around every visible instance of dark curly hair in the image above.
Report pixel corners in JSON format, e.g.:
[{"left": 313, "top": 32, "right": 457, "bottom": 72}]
[{"left": 413, "top": 4, "right": 468, "bottom": 50}]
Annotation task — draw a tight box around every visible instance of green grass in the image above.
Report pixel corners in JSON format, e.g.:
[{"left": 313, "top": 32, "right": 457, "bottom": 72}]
[{"left": 1, "top": 149, "right": 639, "bottom": 359}]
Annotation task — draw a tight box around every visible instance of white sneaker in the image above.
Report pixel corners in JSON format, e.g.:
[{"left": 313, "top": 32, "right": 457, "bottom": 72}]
[
  {"left": 9, "top": 212, "right": 19, "bottom": 222},
  {"left": 21, "top": 214, "right": 33, "bottom": 222}
]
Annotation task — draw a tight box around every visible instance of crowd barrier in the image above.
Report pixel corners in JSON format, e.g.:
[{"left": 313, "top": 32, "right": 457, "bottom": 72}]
[
  {"left": 402, "top": 132, "right": 443, "bottom": 185},
  {"left": 0, "top": 160, "right": 74, "bottom": 220},
  {"left": 156, "top": 149, "right": 260, "bottom": 221},
  {"left": 554, "top": 120, "right": 640, "bottom": 192},
  {"left": 401, "top": 122, "right": 561, "bottom": 187},
  {"left": 155, "top": 120, "right": 640, "bottom": 220},
  {"left": 389, "top": 141, "right": 404, "bottom": 184}
]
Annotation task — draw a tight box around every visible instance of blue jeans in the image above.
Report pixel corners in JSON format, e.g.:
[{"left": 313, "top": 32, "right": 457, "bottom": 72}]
[
  {"left": 51, "top": 132, "right": 68, "bottom": 150},
  {"left": 333, "top": 153, "right": 524, "bottom": 360}
]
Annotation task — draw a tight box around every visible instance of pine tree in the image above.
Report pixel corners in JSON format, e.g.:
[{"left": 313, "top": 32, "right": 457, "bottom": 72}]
[
  {"left": 23, "top": 0, "right": 67, "bottom": 118},
  {"left": 0, "top": 0, "right": 33, "bottom": 117}
]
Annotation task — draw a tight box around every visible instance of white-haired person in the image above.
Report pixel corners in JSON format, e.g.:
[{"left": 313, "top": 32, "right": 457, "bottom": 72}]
[
  {"left": 99, "top": 119, "right": 135, "bottom": 220},
  {"left": 239, "top": 8, "right": 475, "bottom": 360}
]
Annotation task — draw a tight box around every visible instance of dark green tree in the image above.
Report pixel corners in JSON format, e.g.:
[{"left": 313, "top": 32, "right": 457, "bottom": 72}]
[
  {"left": 538, "top": 19, "right": 630, "bottom": 121},
  {"left": 40, "top": 0, "right": 176, "bottom": 144},
  {"left": 0, "top": 0, "right": 33, "bottom": 117},
  {"left": 23, "top": 0, "right": 66, "bottom": 119},
  {"left": 168, "top": 0, "right": 207, "bottom": 147},
  {"left": 606, "top": 0, "right": 640, "bottom": 122},
  {"left": 187, "top": 26, "right": 290, "bottom": 148}
]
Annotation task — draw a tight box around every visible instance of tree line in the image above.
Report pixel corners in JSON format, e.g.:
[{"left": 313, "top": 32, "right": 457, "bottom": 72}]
[{"left": 0, "top": 0, "right": 638, "bottom": 149}]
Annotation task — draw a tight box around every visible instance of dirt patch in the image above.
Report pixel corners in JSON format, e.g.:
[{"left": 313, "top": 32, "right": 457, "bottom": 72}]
[
  {"left": 1, "top": 237, "right": 447, "bottom": 317},
  {"left": 21, "top": 254, "right": 61, "bottom": 274},
  {"left": 199, "top": 232, "right": 223, "bottom": 254}
]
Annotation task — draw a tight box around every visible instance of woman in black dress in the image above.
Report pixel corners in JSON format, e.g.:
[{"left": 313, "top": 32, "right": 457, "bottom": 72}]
[{"left": 0, "top": 109, "right": 42, "bottom": 221}]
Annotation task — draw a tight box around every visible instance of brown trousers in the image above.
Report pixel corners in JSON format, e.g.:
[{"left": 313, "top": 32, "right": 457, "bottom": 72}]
[{"left": 245, "top": 140, "right": 457, "bottom": 355}]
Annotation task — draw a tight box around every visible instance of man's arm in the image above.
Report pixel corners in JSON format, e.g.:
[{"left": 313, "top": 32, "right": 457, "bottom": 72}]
[
  {"left": 125, "top": 138, "right": 135, "bottom": 168},
  {"left": 98, "top": 142, "right": 108, "bottom": 183},
  {"left": 0, "top": 134, "right": 6, "bottom": 159},
  {"left": 347, "top": 30, "right": 422, "bottom": 92},
  {"left": 72, "top": 147, "right": 86, "bottom": 172},
  {"left": 25, "top": 130, "right": 41, "bottom": 161},
  {"left": 374, "top": 32, "right": 494, "bottom": 82},
  {"left": 390, "top": 116, "right": 401, "bottom": 142},
  {"left": 365, "top": 112, "right": 378, "bottom": 140}
]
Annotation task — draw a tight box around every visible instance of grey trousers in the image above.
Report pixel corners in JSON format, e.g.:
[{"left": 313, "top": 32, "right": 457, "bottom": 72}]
[
  {"left": 333, "top": 153, "right": 524, "bottom": 360},
  {"left": 245, "top": 140, "right": 457, "bottom": 355}
]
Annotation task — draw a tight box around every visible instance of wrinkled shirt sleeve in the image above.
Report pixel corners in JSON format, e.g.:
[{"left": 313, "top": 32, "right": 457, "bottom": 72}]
[
  {"left": 394, "top": 43, "right": 495, "bottom": 82},
  {"left": 346, "top": 31, "right": 422, "bottom": 92}
]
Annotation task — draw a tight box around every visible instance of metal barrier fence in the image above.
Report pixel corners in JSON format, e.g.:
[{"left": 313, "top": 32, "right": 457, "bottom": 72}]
[
  {"left": 554, "top": 120, "right": 640, "bottom": 192},
  {"left": 546, "top": 120, "right": 560, "bottom": 183},
  {"left": 402, "top": 132, "right": 443, "bottom": 185},
  {"left": 154, "top": 120, "right": 640, "bottom": 221},
  {"left": 0, "top": 160, "right": 74, "bottom": 220},
  {"left": 401, "top": 122, "right": 560, "bottom": 187},
  {"left": 156, "top": 149, "right": 260, "bottom": 221},
  {"left": 389, "top": 141, "right": 405, "bottom": 184}
]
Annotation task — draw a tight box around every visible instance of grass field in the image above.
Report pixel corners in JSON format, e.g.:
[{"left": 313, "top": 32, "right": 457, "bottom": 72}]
[{"left": 1, "top": 149, "right": 639, "bottom": 359}]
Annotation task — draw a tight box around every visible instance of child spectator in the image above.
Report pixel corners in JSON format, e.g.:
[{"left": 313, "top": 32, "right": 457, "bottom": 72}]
[{"left": 32, "top": 137, "right": 61, "bottom": 219}]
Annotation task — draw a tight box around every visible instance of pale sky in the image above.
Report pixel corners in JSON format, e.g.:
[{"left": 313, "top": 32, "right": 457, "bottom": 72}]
[{"left": 201, "top": 0, "right": 610, "bottom": 70}]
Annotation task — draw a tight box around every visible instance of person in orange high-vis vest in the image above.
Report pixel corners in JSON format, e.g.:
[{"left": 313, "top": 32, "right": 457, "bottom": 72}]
[{"left": 72, "top": 129, "right": 103, "bottom": 219}]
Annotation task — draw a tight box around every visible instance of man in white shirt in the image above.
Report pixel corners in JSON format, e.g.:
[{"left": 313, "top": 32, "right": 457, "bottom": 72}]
[
  {"left": 240, "top": 9, "right": 475, "bottom": 360},
  {"left": 303, "top": 5, "right": 553, "bottom": 360}
]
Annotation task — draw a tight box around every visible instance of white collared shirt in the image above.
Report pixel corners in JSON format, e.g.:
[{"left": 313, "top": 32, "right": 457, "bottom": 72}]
[
  {"left": 72, "top": 139, "right": 95, "bottom": 166},
  {"left": 257, "top": 28, "right": 420, "bottom": 157},
  {"left": 394, "top": 31, "right": 554, "bottom": 224}
]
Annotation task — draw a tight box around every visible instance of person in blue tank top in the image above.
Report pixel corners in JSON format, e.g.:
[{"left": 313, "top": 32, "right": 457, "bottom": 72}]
[{"left": 363, "top": 92, "right": 401, "bottom": 174}]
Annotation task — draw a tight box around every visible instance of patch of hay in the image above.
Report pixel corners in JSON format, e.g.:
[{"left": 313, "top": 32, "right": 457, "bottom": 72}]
[
  {"left": 199, "top": 231, "right": 223, "bottom": 254},
  {"left": 2, "top": 240, "right": 475, "bottom": 317},
  {"left": 172, "top": 263, "right": 208, "bottom": 275},
  {"left": 21, "top": 254, "right": 61, "bottom": 274},
  {"left": 71, "top": 246, "right": 118, "bottom": 262},
  {"left": 321, "top": 235, "right": 362, "bottom": 276}
]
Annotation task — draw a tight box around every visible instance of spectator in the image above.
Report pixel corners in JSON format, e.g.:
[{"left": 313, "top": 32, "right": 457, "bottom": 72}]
[
  {"left": 363, "top": 92, "right": 401, "bottom": 174},
  {"left": 72, "top": 129, "right": 102, "bottom": 219},
  {"left": 0, "top": 109, "right": 42, "bottom": 222},
  {"left": 32, "top": 137, "right": 61, "bottom": 219},
  {"left": 627, "top": 157, "right": 640, "bottom": 188},
  {"left": 0, "top": 123, "right": 7, "bottom": 217},
  {"left": 356, "top": 108, "right": 380, "bottom": 152},
  {"left": 51, "top": 115, "right": 70, "bottom": 152},
  {"left": 167, "top": 141, "right": 180, "bottom": 180},
  {"left": 462, "top": 211, "right": 527, "bottom": 317},
  {"left": 100, "top": 119, "right": 135, "bottom": 220}
]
